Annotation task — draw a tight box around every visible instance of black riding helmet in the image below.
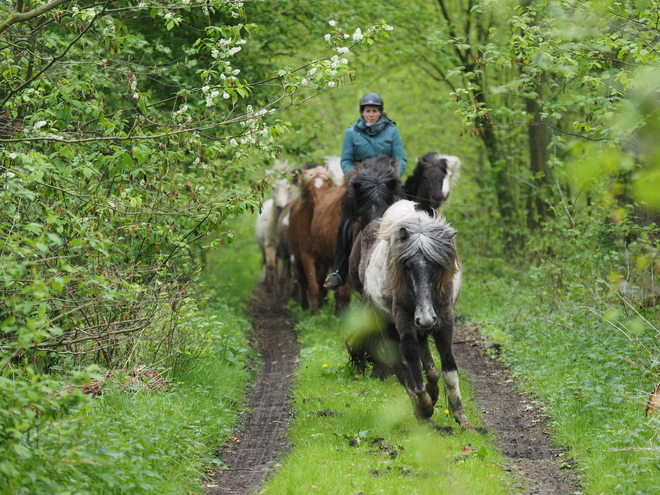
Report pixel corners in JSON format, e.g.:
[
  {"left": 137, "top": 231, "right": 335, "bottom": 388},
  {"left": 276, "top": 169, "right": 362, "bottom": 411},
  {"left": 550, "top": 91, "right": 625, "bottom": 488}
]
[{"left": 359, "top": 92, "right": 383, "bottom": 112}]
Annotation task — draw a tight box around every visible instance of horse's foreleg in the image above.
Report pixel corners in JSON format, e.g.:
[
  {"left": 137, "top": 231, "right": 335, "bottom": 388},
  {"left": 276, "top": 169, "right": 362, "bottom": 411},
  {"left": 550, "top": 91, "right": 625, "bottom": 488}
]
[
  {"left": 433, "top": 318, "right": 475, "bottom": 430},
  {"left": 264, "top": 245, "right": 277, "bottom": 292},
  {"left": 300, "top": 253, "right": 320, "bottom": 315},
  {"left": 419, "top": 335, "right": 440, "bottom": 406},
  {"left": 293, "top": 257, "right": 309, "bottom": 310},
  {"left": 395, "top": 312, "right": 433, "bottom": 419}
]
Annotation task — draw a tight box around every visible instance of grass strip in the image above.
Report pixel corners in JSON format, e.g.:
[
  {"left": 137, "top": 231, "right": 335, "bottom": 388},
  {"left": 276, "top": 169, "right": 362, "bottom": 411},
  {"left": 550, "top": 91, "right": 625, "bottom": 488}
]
[{"left": 260, "top": 302, "right": 512, "bottom": 495}]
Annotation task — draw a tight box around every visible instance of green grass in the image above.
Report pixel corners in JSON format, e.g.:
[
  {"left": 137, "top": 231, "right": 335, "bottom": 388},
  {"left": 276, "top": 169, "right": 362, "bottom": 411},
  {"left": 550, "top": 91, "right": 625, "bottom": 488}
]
[
  {"left": 260, "top": 302, "right": 512, "bottom": 495},
  {"left": 457, "top": 256, "right": 660, "bottom": 495}
]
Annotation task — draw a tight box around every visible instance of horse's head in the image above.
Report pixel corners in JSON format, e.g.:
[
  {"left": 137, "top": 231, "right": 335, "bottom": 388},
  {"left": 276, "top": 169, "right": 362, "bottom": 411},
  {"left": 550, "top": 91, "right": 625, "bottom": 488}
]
[
  {"left": 381, "top": 201, "right": 458, "bottom": 330},
  {"left": 298, "top": 165, "right": 333, "bottom": 205},
  {"left": 271, "top": 178, "right": 294, "bottom": 212},
  {"left": 346, "top": 155, "right": 405, "bottom": 224},
  {"left": 405, "top": 152, "right": 461, "bottom": 211}
]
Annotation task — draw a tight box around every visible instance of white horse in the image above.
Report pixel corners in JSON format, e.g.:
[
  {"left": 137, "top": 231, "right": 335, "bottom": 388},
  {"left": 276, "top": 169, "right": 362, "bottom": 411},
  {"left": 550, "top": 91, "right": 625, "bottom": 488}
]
[{"left": 256, "top": 165, "right": 298, "bottom": 292}]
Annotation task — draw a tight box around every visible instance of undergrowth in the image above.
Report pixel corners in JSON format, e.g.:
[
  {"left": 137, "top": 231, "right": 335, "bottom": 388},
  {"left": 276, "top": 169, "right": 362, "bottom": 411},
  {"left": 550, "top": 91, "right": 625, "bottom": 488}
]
[
  {"left": 457, "top": 209, "right": 660, "bottom": 495},
  {"left": 0, "top": 216, "right": 260, "bottom": 495}
]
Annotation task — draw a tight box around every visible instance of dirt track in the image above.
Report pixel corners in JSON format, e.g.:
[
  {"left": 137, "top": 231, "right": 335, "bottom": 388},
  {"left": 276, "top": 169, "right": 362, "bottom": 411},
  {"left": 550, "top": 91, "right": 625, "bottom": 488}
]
[{"left": 206, "top": 283, "right": 581, "bottom": 494}]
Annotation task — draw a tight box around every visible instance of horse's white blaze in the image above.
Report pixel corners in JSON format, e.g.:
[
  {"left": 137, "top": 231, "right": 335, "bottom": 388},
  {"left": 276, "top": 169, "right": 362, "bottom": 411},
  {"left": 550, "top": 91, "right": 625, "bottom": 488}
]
[
  {"left": 363, "top": 239, "right": 393, "bottom": 315},
  {"left": 313, "top": 176, "right": 326, "bottom": 189},
  {"left": 441, "top": 174, "right": 451, "bottom": 199}
]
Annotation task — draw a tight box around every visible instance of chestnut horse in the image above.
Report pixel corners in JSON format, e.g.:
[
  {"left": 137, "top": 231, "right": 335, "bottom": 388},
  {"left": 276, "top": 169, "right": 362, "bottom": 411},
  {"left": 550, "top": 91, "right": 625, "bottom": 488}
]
[{"left": 288, "top": 166, "right": 334, "bottom": 315}]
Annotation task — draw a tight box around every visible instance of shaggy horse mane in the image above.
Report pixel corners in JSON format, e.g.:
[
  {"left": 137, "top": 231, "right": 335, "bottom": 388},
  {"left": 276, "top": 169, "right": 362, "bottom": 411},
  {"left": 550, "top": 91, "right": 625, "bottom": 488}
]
[
  {"left": 379, "top": 200, "right": 459, "bottom": 294},
  {"left": 342, "top": 155, "right": 405, "bottom": 223}
]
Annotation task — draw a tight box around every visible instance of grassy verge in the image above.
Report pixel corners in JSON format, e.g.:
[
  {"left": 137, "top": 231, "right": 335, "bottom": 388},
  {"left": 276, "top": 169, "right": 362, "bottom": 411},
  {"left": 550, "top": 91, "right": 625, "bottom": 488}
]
[
  {"left": 457, "top": 256, "right": 660, "bottom": 494},
  {"left": 260, "top": 302, "right": 512, "bottom": 495},
  {"left": 4, "top": 215, "right": 261, "bottom": 495}
]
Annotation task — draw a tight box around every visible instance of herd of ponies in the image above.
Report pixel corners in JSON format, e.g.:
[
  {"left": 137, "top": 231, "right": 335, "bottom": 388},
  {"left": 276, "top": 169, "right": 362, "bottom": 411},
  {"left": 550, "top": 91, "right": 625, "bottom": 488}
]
[{"left": 254, "top": 152, "right": 482, "bottom": 431}]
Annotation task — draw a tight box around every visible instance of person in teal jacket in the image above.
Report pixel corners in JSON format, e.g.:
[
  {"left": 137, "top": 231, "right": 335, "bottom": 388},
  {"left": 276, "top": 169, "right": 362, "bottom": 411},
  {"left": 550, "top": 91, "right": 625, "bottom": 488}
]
[{"left": 324, "top": 92, "right": 407, "bottom": 290}]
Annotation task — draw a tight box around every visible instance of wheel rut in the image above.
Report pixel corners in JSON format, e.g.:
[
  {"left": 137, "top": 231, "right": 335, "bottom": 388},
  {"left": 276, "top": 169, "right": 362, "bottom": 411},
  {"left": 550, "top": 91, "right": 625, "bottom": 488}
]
[{"left": 206, "top": 284, "right": 581, "bottom": 494}]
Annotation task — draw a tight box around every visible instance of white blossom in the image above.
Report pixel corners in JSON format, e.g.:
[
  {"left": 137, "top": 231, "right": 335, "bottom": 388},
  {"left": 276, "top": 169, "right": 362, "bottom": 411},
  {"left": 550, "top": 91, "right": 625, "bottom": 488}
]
[
  {"left": 307, "top": 67, "right": 317, "bottom": 76},
  {"left": 337, "top": 47, "right": 349, "bottom": 54},
  {"left": 228, "top": 46, "right": 242, "bottom": 56},
  {"left": 202, "top": 85, "right": 210, "bottom": 92},
  {"left": 193, "top": 157, "right": 200, "bottom": 165},
  {"left": 34, "top": 120, "right": 47, "bottom": 129},
  {"left": 343, "top": 34, "right": 350, "bottom": 39},
  {"left": 384, "top": 24, "right": 394, "bottom": 31},
  {"left": 230, "top": 139, "right": 238, "bottom": 146},
  {"left": 210, "top": 90, "right": 220, "bottom": 98},
  {"left": 327, "top": 81, "right": 336, "bottom": 88},
  {"left": 9, "top": 153, "right": 17, "bottom": 159},
  {"left": 6, "top": 171, "right": 15, "bottom": 178},
  {"left": 223, "top": 92, "right": 231, "bottom": 99},
  {"left": 324, "top": 34, "right": 331, "bottom": 42},
  {"left": 353, "top": 28, "right": 363, "bottom": 41},
  {"left": 232, "top": 69, "right": 240, "bottom": 75},
  {"left": 211, "top": 49, "right": 219, "bottom": 58},
  {"left": 329, "top": 20, "right": 337, "bottom": 27}
]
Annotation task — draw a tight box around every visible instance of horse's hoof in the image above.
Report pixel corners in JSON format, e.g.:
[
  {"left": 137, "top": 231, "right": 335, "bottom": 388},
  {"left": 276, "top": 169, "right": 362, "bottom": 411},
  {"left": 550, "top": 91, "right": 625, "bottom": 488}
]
[
  {"left": 324, "top": 271, "right": 342, "bottom": 290},
  {"left": 430, "top": 424, "right": 454, "bottom": 435}
]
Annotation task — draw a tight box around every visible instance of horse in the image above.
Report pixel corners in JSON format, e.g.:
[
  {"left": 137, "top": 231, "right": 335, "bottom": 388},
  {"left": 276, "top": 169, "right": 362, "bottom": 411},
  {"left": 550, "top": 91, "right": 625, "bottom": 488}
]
[
  {"left": 255, "top": 175, "right": 298, "bottom": 293},
  {"left": 343, "top": 155, "right": 406, "bottom": 292},
  {"left": 288, "top": 165, "right": 335, "bottom": 315},
  {"left": 323, "top": 155, "right": 345, "bottom": 186},
  {"left": 346, "top": 199, "right": 476, "bottom": 430},
  {"left": 310, "top": 155, "right": 406, "bottom": 308},
  {"left": 404, "top": 152, "right": 461, "bottom": 214}
]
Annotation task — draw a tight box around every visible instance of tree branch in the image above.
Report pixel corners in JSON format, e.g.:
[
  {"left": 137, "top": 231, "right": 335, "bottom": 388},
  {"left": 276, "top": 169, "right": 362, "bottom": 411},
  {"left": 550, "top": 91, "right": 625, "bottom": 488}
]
[{"left": 0, "top": 0, "right": 72, "bottom": 34}]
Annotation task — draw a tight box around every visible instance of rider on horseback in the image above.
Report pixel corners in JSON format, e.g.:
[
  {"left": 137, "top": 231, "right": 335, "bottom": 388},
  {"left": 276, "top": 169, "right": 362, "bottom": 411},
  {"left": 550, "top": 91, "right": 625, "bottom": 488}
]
[{"left": 324, "top": 92, "right": 407, "bottom": 290}]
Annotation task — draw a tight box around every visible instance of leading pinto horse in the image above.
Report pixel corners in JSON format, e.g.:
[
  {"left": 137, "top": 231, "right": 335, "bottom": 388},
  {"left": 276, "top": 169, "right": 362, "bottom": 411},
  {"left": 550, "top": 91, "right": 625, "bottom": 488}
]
[{"left": 347, "top": 200, "right": 477, "bottom": 430}]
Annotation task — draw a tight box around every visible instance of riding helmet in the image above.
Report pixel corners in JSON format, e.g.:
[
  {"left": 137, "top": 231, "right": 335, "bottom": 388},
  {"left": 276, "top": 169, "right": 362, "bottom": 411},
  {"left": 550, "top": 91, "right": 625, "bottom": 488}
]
[{"left": 359, "top": 93, "right": 383, "bottom": 111}]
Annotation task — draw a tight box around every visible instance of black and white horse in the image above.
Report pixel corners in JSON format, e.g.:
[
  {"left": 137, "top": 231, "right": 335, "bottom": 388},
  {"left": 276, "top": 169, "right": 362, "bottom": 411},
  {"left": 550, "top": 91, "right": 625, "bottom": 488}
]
[
  {"left": 347, "top": 200, "right": 476, "bottom": 430},
  {"left": 404, "top": 152, "right": 461, "bottom": 213}
]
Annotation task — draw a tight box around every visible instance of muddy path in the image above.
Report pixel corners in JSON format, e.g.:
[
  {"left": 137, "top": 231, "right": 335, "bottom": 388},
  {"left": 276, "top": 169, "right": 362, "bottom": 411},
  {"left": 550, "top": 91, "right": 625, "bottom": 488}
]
[{"left": 206, "top": 284, "right": 581, "bottom": 494}]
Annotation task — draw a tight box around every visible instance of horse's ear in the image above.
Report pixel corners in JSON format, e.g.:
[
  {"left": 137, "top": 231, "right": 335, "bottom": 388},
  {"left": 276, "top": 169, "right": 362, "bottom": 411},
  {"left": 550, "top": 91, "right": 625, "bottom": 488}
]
[{"left": 446, "top": 227, "right": 457, "bottom": 239}]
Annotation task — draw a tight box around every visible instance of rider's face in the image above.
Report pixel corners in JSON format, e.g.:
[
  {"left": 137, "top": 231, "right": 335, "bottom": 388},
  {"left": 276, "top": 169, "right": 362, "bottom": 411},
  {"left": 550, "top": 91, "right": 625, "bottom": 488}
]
[{"left": 361, "top": 106, "right": 382, "bottom": 124}]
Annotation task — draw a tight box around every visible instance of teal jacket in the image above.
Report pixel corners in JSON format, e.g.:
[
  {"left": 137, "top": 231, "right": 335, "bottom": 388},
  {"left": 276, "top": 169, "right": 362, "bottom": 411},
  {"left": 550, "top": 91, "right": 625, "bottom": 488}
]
[{"left": 340, "top": 116, "right": 407, "bottom": 178}]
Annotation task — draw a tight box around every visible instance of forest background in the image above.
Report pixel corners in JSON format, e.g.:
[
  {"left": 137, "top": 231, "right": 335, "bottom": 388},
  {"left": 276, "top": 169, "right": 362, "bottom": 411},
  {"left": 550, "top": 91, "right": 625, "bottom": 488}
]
[{"left": 1, "top": 0, "right": 659, "bottom": 493}]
